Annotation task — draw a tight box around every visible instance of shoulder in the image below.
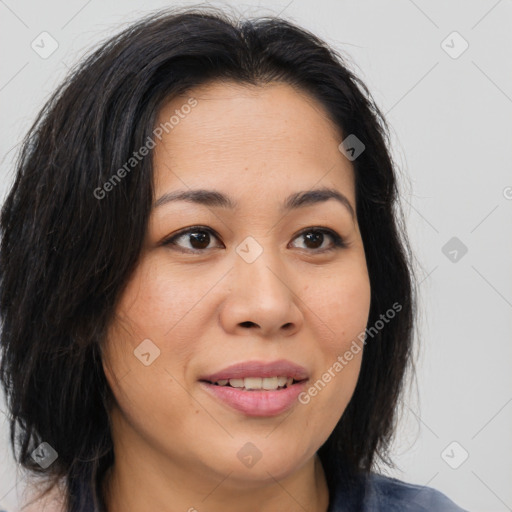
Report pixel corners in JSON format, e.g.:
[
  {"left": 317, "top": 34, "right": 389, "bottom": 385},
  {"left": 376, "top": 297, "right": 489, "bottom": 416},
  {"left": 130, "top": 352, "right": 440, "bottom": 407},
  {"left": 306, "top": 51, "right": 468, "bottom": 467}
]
[
  {"left": 366, "top": 473, "right": 468, "bottom": 511},
  {"left": 329, "top": 472, "right": 468, "bottom": 512}
]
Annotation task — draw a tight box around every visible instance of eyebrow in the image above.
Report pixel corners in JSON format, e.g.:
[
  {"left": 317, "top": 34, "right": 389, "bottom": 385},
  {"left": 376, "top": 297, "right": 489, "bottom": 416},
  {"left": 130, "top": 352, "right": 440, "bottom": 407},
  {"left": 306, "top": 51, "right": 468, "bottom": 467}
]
[{"left": 153, "top": 186, "right": 355, "bottom": 219}]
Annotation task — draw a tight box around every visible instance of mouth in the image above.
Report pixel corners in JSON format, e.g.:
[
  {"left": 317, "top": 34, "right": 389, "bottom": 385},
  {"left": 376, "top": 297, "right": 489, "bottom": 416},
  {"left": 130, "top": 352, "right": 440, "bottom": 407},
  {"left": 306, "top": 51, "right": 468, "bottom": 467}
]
[
  {"left": 199, "top": 359, "right": 309, "bottom": 383},
  {"left": 201, "top": 376, "right": 306, "bottom": 391},
  {"left": 198, "top": 360, "right": 309, "bottom": 416}
]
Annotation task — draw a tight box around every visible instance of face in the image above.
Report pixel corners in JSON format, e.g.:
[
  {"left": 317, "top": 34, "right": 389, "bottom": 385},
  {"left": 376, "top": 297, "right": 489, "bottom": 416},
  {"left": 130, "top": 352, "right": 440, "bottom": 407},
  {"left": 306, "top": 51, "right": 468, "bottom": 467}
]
[{"left": 102, "top": 81, "right": 371, "bottom": 487}]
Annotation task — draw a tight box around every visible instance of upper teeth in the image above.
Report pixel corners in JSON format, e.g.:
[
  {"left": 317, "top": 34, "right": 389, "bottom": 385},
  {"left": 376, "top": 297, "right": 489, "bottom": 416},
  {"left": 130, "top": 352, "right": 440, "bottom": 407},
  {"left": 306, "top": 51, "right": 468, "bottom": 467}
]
[{"left": 214, "top": 376, "right": 294, "bottom": 390}]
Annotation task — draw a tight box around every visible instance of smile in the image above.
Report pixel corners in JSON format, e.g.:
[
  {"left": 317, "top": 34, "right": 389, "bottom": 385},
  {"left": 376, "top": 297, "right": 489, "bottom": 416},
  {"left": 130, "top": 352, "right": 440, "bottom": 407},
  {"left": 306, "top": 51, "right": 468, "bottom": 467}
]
[{"left": 208, "top": 376, "right": 300, "bottom": 390}]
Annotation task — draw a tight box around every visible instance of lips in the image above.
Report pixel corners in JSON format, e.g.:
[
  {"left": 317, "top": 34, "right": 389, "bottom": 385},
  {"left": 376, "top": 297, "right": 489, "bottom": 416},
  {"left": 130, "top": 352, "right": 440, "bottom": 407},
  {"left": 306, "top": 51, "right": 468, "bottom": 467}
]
[
  {"left": 198, "top": 360, "right": 310, "bottom": 416},
  {"left": 199, "top": 359, "right": 309, "bottom": 383}
]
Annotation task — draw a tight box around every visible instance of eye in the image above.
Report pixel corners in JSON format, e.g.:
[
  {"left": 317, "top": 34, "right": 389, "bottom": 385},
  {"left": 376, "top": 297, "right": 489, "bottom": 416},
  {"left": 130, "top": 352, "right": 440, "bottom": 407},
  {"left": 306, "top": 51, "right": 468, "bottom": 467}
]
[
  {"left": 161, "top": 226, "right": 347, "bottom": 254},
  {"left": 162, "top": 226, "right": 222, "bottom": 252},
  {"left": 289, "top": 227, "right": 346, "bottom": 253}
]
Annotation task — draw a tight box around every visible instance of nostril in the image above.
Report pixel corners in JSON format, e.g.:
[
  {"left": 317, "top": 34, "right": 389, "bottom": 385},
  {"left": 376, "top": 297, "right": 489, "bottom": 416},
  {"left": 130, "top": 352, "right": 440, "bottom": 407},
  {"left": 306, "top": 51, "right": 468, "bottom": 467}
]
[{"left": 240, "top": 321, "right": 256, "bottom": 328}]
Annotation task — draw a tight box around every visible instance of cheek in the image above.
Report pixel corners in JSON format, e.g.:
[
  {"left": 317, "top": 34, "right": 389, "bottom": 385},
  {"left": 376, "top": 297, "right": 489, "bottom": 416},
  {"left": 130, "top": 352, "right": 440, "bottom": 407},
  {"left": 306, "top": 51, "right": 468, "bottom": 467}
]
[
  {"left": 101, "top": 318, "right": 197, "bottom": 451},
  {"left": 296, "top": 262, "right": 370, "bottom": 427},
  {"left": 101, "top": 252, "right": 221, "bottom": 420},
  {"left": 107, "top": 254, "right": 217, "bottom": 360},
  {"left": 307, "top": 263, "right": 371, "bottom": 353}
]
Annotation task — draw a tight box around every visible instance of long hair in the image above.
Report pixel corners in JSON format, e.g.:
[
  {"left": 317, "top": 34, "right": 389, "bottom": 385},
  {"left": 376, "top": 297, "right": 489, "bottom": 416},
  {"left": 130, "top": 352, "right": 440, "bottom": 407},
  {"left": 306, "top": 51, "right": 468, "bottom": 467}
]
[{"left": 0, "top": 7, "right": 416, "bottom": 511}]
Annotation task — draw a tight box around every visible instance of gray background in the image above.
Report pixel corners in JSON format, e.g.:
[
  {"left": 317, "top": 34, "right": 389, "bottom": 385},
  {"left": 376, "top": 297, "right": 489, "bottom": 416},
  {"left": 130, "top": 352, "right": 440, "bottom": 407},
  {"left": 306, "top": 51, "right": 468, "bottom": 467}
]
[{"left": 1, "top": 1, "right": 511, "bottom": 511}]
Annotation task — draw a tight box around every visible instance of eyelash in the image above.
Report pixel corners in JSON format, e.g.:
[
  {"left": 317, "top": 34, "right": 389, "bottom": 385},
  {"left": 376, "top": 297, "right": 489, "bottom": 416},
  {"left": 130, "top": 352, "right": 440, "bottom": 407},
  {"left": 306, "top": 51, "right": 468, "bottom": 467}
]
[{"left": 161, "top": 225, "right": 347, "bottom": 254}]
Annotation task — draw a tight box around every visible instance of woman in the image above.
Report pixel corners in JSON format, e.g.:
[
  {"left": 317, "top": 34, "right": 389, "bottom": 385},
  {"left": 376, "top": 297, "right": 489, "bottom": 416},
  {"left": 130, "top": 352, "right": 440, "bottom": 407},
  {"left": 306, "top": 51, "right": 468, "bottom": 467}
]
[{"left": 0, "top": 7, "right": 467, "bottom": 512}]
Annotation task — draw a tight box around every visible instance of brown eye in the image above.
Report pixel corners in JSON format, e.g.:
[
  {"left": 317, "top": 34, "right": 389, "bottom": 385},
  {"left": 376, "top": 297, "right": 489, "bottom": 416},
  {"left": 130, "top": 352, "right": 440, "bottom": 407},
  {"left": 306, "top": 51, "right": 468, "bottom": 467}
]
[
  {"left": 290, "top": 228, "right": 346, "bottom": 252},
  {"left": 162, "top": 226, "right": 346, "bottom": 254},
  {"left": 162, "top": 227, "right": 222, "bottom": 252},
  {"left": 302, "top": 231, "right": 325, "bottom": 249}
]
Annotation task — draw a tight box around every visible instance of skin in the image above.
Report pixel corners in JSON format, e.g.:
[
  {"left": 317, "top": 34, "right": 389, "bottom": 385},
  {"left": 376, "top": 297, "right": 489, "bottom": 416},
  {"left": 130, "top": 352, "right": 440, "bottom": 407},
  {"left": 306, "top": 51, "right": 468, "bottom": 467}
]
[{"left": 101, "top": 80, "right": 371, "bottom": 512}]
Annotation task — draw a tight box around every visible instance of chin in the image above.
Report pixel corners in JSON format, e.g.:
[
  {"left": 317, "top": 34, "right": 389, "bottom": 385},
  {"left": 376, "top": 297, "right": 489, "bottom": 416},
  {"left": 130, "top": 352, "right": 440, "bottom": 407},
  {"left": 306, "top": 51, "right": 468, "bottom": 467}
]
[{"left": 211, "top": 437, "right": 314, "bottom": 484}]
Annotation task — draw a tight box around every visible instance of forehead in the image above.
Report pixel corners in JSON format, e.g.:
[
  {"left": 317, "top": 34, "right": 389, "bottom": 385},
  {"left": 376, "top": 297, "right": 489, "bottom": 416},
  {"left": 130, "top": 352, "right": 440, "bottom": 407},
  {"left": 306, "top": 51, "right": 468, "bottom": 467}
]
[{"left": 152, "top": 81, "right": 355, "bottom": 207}]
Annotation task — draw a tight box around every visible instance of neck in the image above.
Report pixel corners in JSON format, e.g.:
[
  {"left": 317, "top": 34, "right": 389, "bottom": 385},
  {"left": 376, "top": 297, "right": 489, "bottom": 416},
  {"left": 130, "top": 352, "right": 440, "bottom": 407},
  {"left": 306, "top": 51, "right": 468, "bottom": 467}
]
[{"left": 102, "top": 447, "right": 330, "bottom": 512}]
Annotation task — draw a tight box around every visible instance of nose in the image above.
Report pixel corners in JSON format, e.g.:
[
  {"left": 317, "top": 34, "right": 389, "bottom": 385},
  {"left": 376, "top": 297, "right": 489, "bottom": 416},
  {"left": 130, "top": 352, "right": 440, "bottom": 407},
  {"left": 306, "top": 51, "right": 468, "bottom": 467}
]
[{"left": 219, "top": 247, "right": 304, "bottom": 339}]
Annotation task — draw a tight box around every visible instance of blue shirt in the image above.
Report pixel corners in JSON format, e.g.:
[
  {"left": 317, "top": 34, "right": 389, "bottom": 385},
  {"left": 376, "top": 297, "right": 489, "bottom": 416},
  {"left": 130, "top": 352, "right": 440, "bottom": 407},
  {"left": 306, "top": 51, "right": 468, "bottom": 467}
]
[{"left": 328, "top": 472, "right": 468, "bottom": 511}]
